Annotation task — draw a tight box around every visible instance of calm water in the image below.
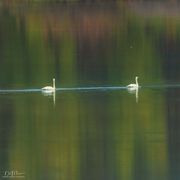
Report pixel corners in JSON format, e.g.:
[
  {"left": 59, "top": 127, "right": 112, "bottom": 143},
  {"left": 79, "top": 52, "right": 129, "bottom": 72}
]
[{"left": 0, "top": 1, "right": 180, "bottom": 180}]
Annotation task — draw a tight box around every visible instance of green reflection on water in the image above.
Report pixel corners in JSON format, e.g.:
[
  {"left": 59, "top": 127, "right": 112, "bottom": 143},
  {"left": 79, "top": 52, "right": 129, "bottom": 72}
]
[{"left": 4, "top": 89, "right": 169, "bottom": 180}]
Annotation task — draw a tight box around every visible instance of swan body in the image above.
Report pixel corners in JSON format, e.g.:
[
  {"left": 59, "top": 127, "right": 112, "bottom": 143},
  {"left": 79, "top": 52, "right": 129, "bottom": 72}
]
[
  {"left": 127, "top": 76, "right": 139, "bottom": 91},
  {"left": 42, "top": 78, "right": 55, "bottom": 93}
]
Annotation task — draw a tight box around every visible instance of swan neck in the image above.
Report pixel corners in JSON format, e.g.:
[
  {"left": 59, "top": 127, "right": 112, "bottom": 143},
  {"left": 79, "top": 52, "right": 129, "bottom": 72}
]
[
  {"left": 53, "top": 79, "right": 55, "bottom": 89},
  {"left": 135, "top": 77, "right": 138, "bottom": 85}
]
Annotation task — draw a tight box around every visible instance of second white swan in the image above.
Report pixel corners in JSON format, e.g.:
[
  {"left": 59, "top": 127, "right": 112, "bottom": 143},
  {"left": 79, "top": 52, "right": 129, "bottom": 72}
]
[{"left": 42, "top": 78, "right": 56, "bottom": 93}]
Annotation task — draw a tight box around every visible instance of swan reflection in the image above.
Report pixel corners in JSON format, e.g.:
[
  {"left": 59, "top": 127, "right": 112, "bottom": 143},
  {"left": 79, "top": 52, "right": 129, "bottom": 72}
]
[
  {"left": 127, "top": 87, "right": 139, "bottom": 103},
  {"left": 42, "top": 90, "right": 56, "bottom": 105}
]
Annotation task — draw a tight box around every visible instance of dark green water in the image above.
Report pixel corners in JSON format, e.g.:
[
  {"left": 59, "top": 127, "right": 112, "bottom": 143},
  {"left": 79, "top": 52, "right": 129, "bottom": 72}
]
[{"left": 0, "top": 1, "right": 180, "bottom": 180}]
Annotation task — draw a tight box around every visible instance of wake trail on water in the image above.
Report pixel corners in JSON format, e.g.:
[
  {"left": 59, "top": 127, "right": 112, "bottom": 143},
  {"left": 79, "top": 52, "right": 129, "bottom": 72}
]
[
  {"left": 0, "top": 86, "right": 126, "bottom": 94},
  {"left": 56, "top": 86, "right": 126, "bottom": 91},
  {"left": 143, "top": 84, "right": 180, "bottom": 89},
  {"left": 0, "top": 84, "right": 179, "bottom": 94}
]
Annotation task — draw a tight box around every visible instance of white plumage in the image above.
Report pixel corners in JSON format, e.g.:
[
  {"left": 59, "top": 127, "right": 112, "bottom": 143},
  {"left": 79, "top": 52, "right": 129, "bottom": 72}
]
[
  {"left": 127, "top": 76, "right": 139, "bottom": 91},
  {"left": 42, "top": 78, "right": 56, "bottom": 93}
]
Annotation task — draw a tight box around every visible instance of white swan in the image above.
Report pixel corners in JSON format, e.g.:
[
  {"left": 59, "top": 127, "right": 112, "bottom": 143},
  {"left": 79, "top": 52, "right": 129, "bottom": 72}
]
[
  {"left": 127, "top": 76, "right": 139, "bottom": 90},
  {"left": 42, "top": 78, "right": 55, "bottom": 93}
]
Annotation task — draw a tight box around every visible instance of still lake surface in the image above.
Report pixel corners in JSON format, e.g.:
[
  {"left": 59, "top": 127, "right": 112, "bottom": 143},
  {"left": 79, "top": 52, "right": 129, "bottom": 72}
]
[{"left": 0, "top": 1, "right": 180, "bottom": 180}]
